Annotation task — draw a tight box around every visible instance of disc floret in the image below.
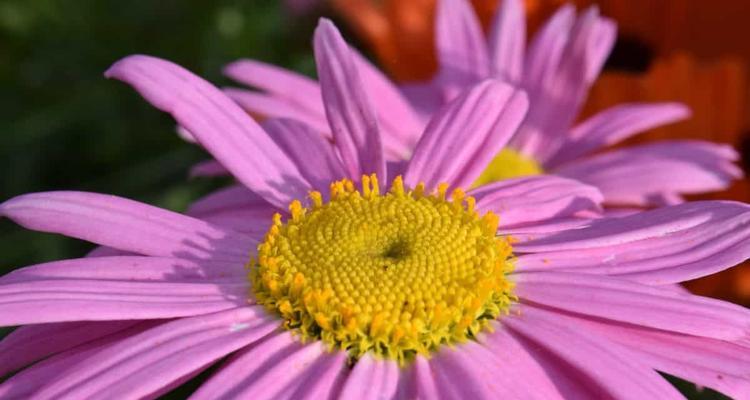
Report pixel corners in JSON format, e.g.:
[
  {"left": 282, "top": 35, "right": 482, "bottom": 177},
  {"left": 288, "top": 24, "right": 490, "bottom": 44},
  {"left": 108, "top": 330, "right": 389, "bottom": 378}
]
[{"left": 250, "top": 175, "right": 515, "bottom": 363}]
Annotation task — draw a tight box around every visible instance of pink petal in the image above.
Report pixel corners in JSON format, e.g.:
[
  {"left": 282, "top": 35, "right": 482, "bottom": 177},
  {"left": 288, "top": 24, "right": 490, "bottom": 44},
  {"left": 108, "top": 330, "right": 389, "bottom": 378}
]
[
  {"left": 186, "top": 185, "right": 279, "bottom": 238},
  {"left": 105, "top": 55, "right": 311, "bottom": 207},
  {"left": 554, "top": 140, "right": 742, "bottom": 206},
  {"left": 193, "top": 331, "right": 347, "bottom": 400},
  {"left": 515, "top": 201, "right": 750, "bottom": 284},
  {"left": 86, "top": 246, "right": 134, "bottom": 257},
  {"left": 514, "top": 8, "right": 616, "bottom": 160},
  {"left": 470, "top": 175, "right": 602, "bottom": 227},
  {"left": 189, "top": 159, "right": 230, "bottom": 178},
  {"left": 548, "top": 102, "right": 691, "bottom": 166},
  {"left": 513, "top": 271, "right": 750, "bottom": 341},
  {"left": 404, "top": 80, "right": 528, "bottom": 190},
  {"left": 32, "top": 307, "right": 278, "bottom": 400},
  {"left": 338, "top": 354, "right": 400, "bottom": 400},
  {"left": 3, "top": 255, "right": 245, "bottom": 282},
  {"left": 352, "top": 50, "right": 423, "bottom": 158},
  {"left": 0, "top": 321, "right": 160, "bottom": 399},
  {"left": 430, "top": 339, "right": 543, "bottom": 398},
  {"left": 223, "top": 87, "right": 331, "bottom": 135},
  {"left": 400, "top": 81, "right": 444, "bottom": 120},
  {"left": 550, "top": 308, "right": 750, "bottom": 399},
  {"left": 0, "top": 191, "right": 254, "bottom": 262},
  {"left": 499, "top": 216, "right": 596, "bottom": 241},
  {"left": 226, "top": 89, "right": 409, "bottom": 164},
  {"left": 223, "top": 59, "right": 323, "bottom": 117},
  {"left": 262, "top": 118, "right": 348, "bottom": 192},
  {"left": 435, "top": 0, "right": 490, "bottom": 86},
  {"left": 225, "top": 58, "right": 419, "bottom": 163},
  {"left": 504, "top": 307, "right": 684, "bottom": 399},
  {"left": 282, "top": 351, "right": 349, "bottom": 400},
  {"left": 0, "top": 256, "right": 248, "bottom": 325},
  {"left": 0, "top": 320, "right": 137, "bottom": 376},
  {"left": 187, "top": 184, "right": 276, "bottom": 218},
  {"left": 487, "top": 0, "right": 525, "bottom": 83},
  {"left": 197, "top": 211, "right": 274, "bottom": 238},
  {"left": 403, "top": 356, "right": 440, "bottom": 399},
  {"left": 522, "top": 5, "right": 575, "bottom": 95},
  {"left": 313, "top": 19, "right": 385, "bottom": 181},
  {"left": 532, "top": 7, "right": 617, "bottom": 136},
  {"left": 480, "top": 324, "right": 567, "bottom": 399}
]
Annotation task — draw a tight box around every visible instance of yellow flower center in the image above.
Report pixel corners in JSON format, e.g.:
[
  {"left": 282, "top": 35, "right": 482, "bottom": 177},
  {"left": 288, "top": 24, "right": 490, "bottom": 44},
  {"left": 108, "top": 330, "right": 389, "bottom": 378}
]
[
  {"left": 250, "top": 175, "right": 515, "bottom": 363},
  {"left": 473, "top": 148, "right": 543, "bottom": 187}
]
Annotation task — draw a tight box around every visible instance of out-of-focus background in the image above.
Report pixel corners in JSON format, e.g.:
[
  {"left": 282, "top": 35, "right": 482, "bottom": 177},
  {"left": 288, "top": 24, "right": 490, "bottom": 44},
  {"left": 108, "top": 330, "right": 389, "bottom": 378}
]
[
  {"left": 0, "top": 0, "right": 322, "bottom": 270},
  {"left": 0, "top": 1, "right": 746, "bottom": 398}
]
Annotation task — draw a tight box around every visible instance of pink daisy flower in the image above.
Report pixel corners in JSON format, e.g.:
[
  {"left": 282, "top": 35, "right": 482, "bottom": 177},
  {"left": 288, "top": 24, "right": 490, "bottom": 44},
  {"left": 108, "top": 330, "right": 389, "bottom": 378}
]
[
  {"left": 219, "top": 0, "right": 741, "bottom": 208},
  {"left": 1, "top": 20, "right": 749, "bottom": 400}
]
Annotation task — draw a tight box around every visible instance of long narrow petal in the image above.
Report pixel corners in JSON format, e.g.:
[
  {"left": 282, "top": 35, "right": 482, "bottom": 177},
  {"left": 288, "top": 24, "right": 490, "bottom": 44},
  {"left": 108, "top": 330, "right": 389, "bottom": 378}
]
[
  {"left": 0, "top": 191, "right": 255, "bottom": 262},
  {"left": 0, "top": 256, "right": 247, "bottom": 325},
  {"left": 403, "top": 357, "right": 440, "bottom": 399},
  {"left": 514, "top": 271, "right": 750, "bottom": 341},
  {"left": 470, "top": 175, "right": 602, "bottom": 227},
  {"left": 189, "top": 159, "right": 230, "bottom": 178},
  {"left": 352, "top": 50, "right": 423, "bottom": 157},
  {"left": 187, "top": 185, "right": 276, "bottom": 218},
  {"left": 105, "top": 55, "right": 310, "bottom": 207},
  {"left": 514, "top": 8, "right": 616, "bottom": 160},
  {"left": 549, "top": 309, "right": 750, "bottom": 399},
  {"left": 2, "top": 255, "right": 244, "bottom": 282},
  {"left": 223, "top": 59, "right": 324, "bottom": 118},
  {"left": 554, "top": 141, "right": 742, "bottom": 206},
  {"left": 515, "top": 201, "right": 750, "bottom": 283},
  {"left": 225, "top": 57, "right": 420, "bottom": 162},
  {"left": 487, "top": 0, "right": 525, "bottom": 83},
  {"left": 86, "top": 246, "right": 134, "bottom": 257},
  {"left": 400, "top": 81, "right": 444, "bottom": 120},
  {"left": 186, "top": 185, "right": 279, "bottom": 238},
  {"left": 430, "top": 340, "right": 547, "bottom": 399},
  {"left": 262, "top": 118, "right": 348, "bottom": 192},
  {"left": 0, "top": 321, "right": 160, "bottom": 399},
  {"left": 314, "top": 19, "right": 385, "bottom": 181},
  {"left": 435, "top": 0, "right": 490, "bottom": 86},
  {"left": 504, "top": 308, "right": 684, "bottom": 399},
  {"left": 536, "top": 9, "right": 615, "bottom": 137},
  {"left": 481, "top": 324, "right": 567, "bottom": 399},
  {"left": 404, "top": 80, "right": 528, "bottom": 190},
  {"left": 499, "top": 216, "right": 595, "bottom": 242},
  {"left": 548, "top": 102, "right": 691, "bottom": 166},
  {"left": 0, "top": 320, "right": 137, "bottom": 376},
  {"left": 194, "top": 210, "right": 274, "bottom": 239},
  {"left": 31, "top": 307, "right": 278, "bottom": 400},
  {"left": 338, "top": 355, "right": 400, "bottom": 399},
  {"left": 193, "top": 331, "right": 347, "bottom": 400},
  {"left": 522, "top": 5, "right": 575, "bottom": 94},
  {"left": 223, "top": 87, "right": 331, "bottom": 135}
]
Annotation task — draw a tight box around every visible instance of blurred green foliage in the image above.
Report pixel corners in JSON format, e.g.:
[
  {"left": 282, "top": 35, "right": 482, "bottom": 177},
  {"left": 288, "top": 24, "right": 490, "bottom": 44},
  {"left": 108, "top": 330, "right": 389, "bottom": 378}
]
[
  {"left": 0, "top": 0, "right": 320, "bottom": 271},
  {"left": 0, "top": 1, "right": 734, "bottom": 399}
]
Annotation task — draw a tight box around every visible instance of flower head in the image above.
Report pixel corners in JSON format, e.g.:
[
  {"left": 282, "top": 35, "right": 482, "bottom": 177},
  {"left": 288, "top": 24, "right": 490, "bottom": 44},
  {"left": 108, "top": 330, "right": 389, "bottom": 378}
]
[{"left": 1, "top": 19, "right": 749, "bottom": 400}]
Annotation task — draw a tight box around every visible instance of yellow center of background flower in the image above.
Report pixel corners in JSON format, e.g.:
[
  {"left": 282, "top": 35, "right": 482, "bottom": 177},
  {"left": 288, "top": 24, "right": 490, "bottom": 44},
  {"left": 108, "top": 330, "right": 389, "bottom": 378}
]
[
  {"left": 473, "top": 148, "right": 544, "bottom": 187},
  {"left": 250, "top": 175, "right": 515, "bottom": 363}
]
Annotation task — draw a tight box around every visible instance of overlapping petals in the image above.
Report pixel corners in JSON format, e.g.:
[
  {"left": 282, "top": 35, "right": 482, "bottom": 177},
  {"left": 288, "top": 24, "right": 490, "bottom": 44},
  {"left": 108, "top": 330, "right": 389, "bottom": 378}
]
[{"left": 515, "top": 201, "right": 750, "bottom": 284}]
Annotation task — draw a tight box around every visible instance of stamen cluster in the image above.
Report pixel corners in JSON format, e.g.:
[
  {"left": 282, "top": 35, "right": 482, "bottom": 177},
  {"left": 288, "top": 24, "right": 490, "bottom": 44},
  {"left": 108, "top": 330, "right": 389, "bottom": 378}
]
[{"left": 250, "top": 175, "right": 515, "bottom": 363}]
